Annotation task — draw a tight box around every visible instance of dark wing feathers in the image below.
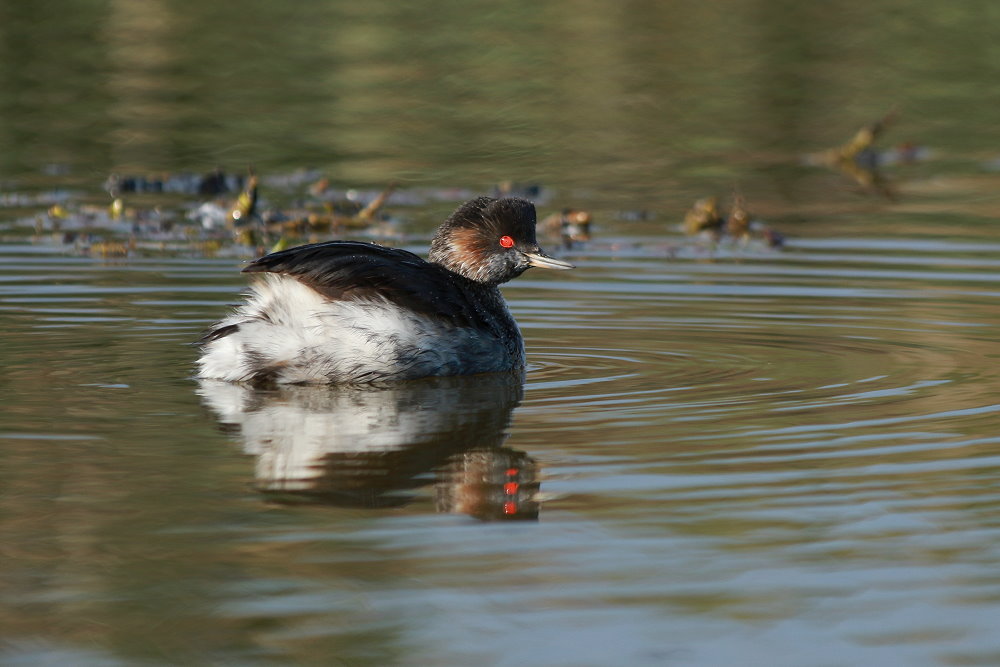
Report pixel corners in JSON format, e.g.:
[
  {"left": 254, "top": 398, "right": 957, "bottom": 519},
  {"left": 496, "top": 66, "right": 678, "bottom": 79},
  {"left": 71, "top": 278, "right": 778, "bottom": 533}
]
[{"left": 242, "top": 241, "right": 487, "bottom": 329}]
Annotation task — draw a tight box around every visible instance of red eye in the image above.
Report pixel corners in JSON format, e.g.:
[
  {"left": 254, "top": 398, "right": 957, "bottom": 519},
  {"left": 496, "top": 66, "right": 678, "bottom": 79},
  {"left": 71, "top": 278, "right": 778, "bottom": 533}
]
[{"left": 499, "top": 235, "right": 514, "bottom": 248}]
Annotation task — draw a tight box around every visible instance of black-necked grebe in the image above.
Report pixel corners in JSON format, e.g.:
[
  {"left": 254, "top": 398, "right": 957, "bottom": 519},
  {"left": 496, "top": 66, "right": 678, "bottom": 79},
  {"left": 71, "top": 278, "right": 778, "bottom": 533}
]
[{"left": 196, "top": 196, "right": 573, "bottom": 384}]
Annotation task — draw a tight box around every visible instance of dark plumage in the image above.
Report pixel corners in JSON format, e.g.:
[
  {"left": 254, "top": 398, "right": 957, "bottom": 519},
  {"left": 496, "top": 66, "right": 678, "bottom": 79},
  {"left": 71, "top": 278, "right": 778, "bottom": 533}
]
[{"left": 240, "top": 241, "right": 488, "bottom": 330}]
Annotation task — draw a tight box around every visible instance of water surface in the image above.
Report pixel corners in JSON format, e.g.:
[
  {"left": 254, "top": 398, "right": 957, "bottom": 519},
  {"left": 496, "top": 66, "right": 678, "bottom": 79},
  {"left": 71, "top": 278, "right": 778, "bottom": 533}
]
[{"left": 3, "top": 2, "right": 1000, "bottom": 665}]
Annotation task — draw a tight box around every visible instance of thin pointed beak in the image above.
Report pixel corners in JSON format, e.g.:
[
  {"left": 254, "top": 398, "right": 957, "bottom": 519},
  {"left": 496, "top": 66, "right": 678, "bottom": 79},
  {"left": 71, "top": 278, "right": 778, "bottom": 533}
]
[{"left": 522, "top": 250, "right": 575, "bottom": 270}]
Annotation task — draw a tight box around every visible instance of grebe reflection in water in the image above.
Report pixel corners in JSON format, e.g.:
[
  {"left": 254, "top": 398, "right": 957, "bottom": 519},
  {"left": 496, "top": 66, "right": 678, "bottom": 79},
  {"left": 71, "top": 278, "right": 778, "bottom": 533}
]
[{"left": 197, "top": 371, "right": 539, "bottom": 520}]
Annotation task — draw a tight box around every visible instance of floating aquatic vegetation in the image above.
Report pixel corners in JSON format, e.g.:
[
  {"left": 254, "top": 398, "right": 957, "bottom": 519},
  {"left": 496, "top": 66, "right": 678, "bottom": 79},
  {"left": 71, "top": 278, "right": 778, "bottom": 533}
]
[
  {"left": 105, "top": 169, "right": 246, "bottom": 197},
  {"left": 541, "top": 208, "right": 593, "bottom": 247},
  {"left": 229, "top": 170, "right": 259, "bottom": 225},
  {"left": 803, "top": 109, "right": 921, "bottom": 199},
  {"left": 682, "top": 193, "right": 783, "bottom": 248},
  {"left": 683, "top": 197, "right": 724, "bottom": 236},
  {"left": 1, "top": 164, "right": 799, "bottom": 260},
  {"left": 188, "top": 202, "right": 230, "bottom": 230},
  {"left": 260, "top": 181, "right": 399, "bottom": 239},
  {"left": 725, "top": 192, "right": 751, "bottom": 239}
]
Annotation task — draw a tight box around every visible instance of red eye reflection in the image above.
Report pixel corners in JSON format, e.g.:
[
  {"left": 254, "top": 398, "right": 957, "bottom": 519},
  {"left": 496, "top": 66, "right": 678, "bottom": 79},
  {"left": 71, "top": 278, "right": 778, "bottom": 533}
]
[{"left": 499, "top": 235, "right": 514, "bottom": 248}]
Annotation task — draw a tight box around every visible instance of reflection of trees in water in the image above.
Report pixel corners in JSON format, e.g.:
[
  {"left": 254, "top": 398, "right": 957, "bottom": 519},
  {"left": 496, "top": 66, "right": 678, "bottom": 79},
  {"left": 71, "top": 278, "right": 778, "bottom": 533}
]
[
  {"left": 1, "top": 0, "right": 935, "bottom": 194},
  {"left": 197, "top": 371, "right": 539, "bottom": 521}
]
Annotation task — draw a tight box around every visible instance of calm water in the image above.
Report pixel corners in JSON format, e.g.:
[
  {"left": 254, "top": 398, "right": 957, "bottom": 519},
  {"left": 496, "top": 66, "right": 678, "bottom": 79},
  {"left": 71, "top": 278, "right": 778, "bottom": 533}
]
[{"left": 3, "top": 2, "right": 1000, "bottom": 666}]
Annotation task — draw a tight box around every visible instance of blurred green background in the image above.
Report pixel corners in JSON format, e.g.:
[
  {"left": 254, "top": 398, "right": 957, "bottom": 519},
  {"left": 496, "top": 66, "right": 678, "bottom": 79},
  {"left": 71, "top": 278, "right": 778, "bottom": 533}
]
[{"left": 4, "top": 1, "right": 999, "bottom": 204}]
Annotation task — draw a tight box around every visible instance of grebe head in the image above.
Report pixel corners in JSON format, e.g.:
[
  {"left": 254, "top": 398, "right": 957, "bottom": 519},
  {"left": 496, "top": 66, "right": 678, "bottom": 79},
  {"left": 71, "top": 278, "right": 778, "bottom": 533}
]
[{"left": 428, "top": 196, "right": 574, "bottom": 284}]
